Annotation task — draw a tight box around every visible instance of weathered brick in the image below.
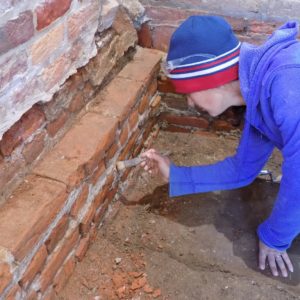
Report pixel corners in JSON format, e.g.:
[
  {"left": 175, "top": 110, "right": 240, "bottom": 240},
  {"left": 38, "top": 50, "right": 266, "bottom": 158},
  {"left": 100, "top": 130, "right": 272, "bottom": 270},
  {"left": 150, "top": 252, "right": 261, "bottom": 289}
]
[
  {"left": 157, "top": 76, "right": 175, "bottom": 93},
  {"left": 118, "top": 129, "right": 141, "bottom": 162},
  {"left": 40, "top": 226, "right": 79, "bottom": 292},
  {"left": 80, "top": 201, "right": 97, "bottom": 235},
  {"left": 75, "top": 236, "right": 90, "bottom": 262},
  {"left": 53, "top": 255, "right": 75, "bottom": 293},
  {"left": 46, "top": 110, "right": 69, "bottom": 137},
  {"left": 138, "top": 92, "right": 149, "bottom": 115},
  {"left": 0, "top": 106, "right": 45, "bottom": 156},
  {"left": 90, "top": 161, "right": 106, "bottom": 186},
  {"left": 20, "top": 245, "right": 48, "bottom": 288},
  {"left": 6, "top": 283, "right": 22, "bottom": 300},
  {"left": 30, "top": 23, "right": 64, "bottom": 65},
  {"left": 106, "top": 143, "right": 118, "bottom": 161},
  {"left": 128, "top": 109, "right": 139, "bottom": 130},
  {"left": 138, "top": 22, "right": 153, "bottom": 48},
  {"left": 68, "top": 91, "right": 84, "bottom": 113},
  {"left": 93, "top": 197, "right": 110, "bottom": 226},
  {"left": 119, "top": 124, "right": 129, "bottom": 146},
  {"left": 247, "top": 20, "right": 278, "bottom": 34},
  {"left": 0, "top": 175, "right": 67, "bottom": 261},
  {"left": 0, "top": 11, "right": 34, "bottom": 55},
  {"left": 70, "top": 184, "right": 89, "bottom": 218},
  {"left": 94, "top": 184, "right": 109, "bottom": 209},
  {"left": 0, "top": 52, "right": 27, "bottom": 91},
  {"left": 36, "top": 0, "right": 72, "bottom": 30},
  {"left": 0, "top": 262, "right": 12, "bottom": 294},
  {"left": 43, "top": 286, "right": 56, "bottom": 300},
  {"left": 212, "top": 119, "right": 235, "bottom": 132},
  {"left": 159, "top": 113, "right": 209, "bottom": 129},
  {"left": 45, "top": 215, "right": 70, "bottom": 253},
  {"left": 34, "top": 113, "right": 117, "bottom": 189},
  {"left": 22, "top": 131, "right": 46, "bottom": 164},
  {"left": 26, "top": 289, "right": 38, "bottom": 300},
  {"left": 42, "top": 54, "right": 71, "bottom": 92}
]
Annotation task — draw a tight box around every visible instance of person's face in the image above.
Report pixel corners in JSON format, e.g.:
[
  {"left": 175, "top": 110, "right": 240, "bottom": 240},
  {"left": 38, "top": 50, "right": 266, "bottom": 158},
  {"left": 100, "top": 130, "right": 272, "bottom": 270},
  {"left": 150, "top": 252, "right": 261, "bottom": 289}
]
[{"left": 186, "top": 81, "right": 241, "bottom": 117}]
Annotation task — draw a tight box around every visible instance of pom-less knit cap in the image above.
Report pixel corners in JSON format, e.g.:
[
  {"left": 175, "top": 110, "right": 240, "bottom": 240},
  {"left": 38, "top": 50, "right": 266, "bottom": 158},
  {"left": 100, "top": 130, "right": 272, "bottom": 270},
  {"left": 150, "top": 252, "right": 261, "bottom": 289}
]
[{"left": 165, "top": 15, "right": 241, "bottom": 94}]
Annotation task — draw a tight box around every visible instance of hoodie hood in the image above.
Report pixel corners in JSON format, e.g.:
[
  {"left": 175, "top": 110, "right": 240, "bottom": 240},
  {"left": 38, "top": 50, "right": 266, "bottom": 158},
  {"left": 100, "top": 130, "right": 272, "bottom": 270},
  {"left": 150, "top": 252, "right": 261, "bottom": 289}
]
[{"left": 239, "top": 21, "right": 299, "bottom": 123}]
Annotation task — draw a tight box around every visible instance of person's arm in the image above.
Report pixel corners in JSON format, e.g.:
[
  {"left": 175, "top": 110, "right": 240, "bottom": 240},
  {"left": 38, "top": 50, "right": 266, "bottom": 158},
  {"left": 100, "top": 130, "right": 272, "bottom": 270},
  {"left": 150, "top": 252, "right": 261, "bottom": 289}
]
[
  {"left": 169, "top": 121, "right": 274, "bottom": 196},
  {"left": 257, "top": 68, "right": 300, "bottom": 251}
]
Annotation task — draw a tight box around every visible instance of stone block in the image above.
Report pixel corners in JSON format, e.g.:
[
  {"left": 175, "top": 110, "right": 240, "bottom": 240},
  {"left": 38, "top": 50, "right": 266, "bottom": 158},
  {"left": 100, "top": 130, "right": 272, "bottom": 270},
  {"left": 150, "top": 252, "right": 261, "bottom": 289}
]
[{"left": 0, "top": 175, "right": 68, "bottom": 261}]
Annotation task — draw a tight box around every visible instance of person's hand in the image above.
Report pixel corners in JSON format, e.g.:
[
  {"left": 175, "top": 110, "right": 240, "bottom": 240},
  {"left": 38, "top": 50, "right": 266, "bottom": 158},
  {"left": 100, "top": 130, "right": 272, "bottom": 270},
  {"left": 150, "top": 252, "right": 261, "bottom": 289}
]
[
  {"left": 140, "top": 149, "right": 171, "bottom": 182},
  {"left": 259, "top": 240, "right": 294, "bottom": 277}
]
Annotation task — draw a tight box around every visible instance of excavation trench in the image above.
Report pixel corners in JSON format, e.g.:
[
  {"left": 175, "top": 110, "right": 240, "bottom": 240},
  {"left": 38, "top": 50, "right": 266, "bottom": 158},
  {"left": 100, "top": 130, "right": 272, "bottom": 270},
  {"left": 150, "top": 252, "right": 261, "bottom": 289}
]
[{"left": 59, "top": 130, "right": 300, "bottom": 300}]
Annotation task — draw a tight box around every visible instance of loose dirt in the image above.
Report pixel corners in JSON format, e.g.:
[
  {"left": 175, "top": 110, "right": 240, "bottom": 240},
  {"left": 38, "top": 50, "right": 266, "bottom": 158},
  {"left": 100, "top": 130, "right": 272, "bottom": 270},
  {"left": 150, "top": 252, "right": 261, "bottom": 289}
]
[{"left": 59, "top": 130, "right": 300, "bottom": 300}]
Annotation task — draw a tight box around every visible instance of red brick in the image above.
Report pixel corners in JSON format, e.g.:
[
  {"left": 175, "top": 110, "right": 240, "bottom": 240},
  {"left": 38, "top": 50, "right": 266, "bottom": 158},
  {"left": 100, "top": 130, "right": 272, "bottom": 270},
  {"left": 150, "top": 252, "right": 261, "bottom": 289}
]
[
  {"left": 90, "top": 161, "right": 106, "bottom": 186},
  {"left": 6, "top": 283, "right": 22, "bottom": 300},
  {"left": 0, "top": 175, "right": 68, "bottom": 261},
  {"left": 0, "top": 106, "right": 45, "bottom": 156},
  {"left": 20, "top": 245, "right": 48, "bottom": 288},
  {"left": 40, "top": 226, "right": 79, "bottom": 292},
  {"left": 118, "top": 129, "right": 141, "bottom": 162},
  {"left": 93, "top": 198, "right": 110, "bottom": 226},
  {"left": 106, "top": 143, "right": 118, "bottom": 161},
  {"left": 138, "top": 93, "right": 149, "bottom": 115},
  {"left": 75, "top": 236, "right": 90, "bottom": 262},
  {"left": 162, "top": 124, "right": 192, "bottom": 133},
  {"left": 119, "top": 124, "right": 129, "bottom": 146},
  {"left": 46, "top": 110, "right": 69, "bottom": 137},
  {"left": 0, "top": 11, "right": 34, "bottom": 55},
  {"left": 26, "top": 289, "right": 38, "bottom": 300},
  {"left": 159, "top": 113, "right": 209, "bottom": 129},
  {"left": 22, "top": 131, "right": 46, "bottom": 164},
  {"left": 30, "top": 23, "right": 64, "bottom": 65},
  {"left": 0, "top": 262, "right": 12, "bottom": 294},
  {"left": 212, "top": 120, "right": 235, "bottom": 132},
  {"left": 53, "top": 255, "right": 76, "bottom": 293},
  {"left": 147, "top": 79, "right": 158, "bottom": 98},
  {"left": 68, "top": 92, "right": 84, "bottom": 113},
  {"left": 138, "top": 22, "right": 153, "bottom": 48},
  {"left": 157, "top": 76, "right": 175, "bottom": 93},
  {"left": 46, "top": 215, "right": 70, "bottom": 253},
  {"left": 152, "top": 25, "right": 176, "bottom": 52},
  {"left": 128, "top": 109, "right": 139, "bottom": 130},
  {"left": 248, "top": 20, "right": 278, "bottom": 34},
  {"left": 0, "top": 52, "right": 27, "bottom": 91},
  {"left": 70, "top": 185, "right": 89, "bottom": 218},
  {"left": 80, "top": 201, "right": 97, "bottom": 235},
  {"left": 36, "top": 0, "right": 72, "bottom": 30},
  {"left": 94, "top": 184, "right": 109, "bottom": 209},
  {"left": 43, "top": 286, "right": 56, "bottom": 300},
  {"left": 34, "top": 113, "right": 117, "bottom": 189}
]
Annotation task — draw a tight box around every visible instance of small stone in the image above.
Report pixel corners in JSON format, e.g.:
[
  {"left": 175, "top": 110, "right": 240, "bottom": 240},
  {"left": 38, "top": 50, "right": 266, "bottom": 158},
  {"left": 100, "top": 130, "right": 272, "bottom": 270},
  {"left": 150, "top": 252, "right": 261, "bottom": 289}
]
[
  {"left": 153, "top": 288, "right": 161, "bottom": 298},
  {"left": 144, "top": 284, "right": 154, "bottom": 294},
  {"left": 115, "top": 257, "right": 122, "bottom": 264},
  {"left": 130, "top": 276, "right": 147, "bottom": 290}
]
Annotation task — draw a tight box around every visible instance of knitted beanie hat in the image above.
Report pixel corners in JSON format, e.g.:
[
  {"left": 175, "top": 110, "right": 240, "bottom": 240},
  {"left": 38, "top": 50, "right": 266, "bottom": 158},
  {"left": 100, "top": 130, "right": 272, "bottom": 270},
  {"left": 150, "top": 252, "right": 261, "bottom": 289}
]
[{"left": 165, "top": 15, "right": 241, "bottom": 94}]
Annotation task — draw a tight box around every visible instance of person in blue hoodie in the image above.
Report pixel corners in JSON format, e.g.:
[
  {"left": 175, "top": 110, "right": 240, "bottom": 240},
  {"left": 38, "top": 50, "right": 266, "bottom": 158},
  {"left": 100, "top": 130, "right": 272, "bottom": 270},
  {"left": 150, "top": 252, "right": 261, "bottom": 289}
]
[{"left": 141, "top": 15, "right": 300, "bottom": 278}]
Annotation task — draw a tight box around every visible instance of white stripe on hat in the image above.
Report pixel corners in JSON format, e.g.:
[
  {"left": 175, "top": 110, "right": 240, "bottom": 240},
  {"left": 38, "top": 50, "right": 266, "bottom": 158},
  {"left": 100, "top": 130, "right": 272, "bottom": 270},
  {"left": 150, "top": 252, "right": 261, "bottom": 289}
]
[{"left": 168, "top": 56, "right": 239, "bottom": 79}]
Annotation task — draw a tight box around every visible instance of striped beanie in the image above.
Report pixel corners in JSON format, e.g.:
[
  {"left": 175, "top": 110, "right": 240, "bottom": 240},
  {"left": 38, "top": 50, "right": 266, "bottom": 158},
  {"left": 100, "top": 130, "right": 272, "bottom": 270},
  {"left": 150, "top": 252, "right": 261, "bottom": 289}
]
[{"left": 165, "top": 15, "right": 241, "bottom": 94}]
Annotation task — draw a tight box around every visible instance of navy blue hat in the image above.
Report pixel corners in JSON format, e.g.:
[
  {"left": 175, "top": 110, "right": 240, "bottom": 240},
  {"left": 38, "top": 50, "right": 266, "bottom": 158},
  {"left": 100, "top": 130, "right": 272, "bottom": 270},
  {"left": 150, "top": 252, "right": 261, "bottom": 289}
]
[{"left": 165, "top": 16, "right": 240, "bottom": 93}]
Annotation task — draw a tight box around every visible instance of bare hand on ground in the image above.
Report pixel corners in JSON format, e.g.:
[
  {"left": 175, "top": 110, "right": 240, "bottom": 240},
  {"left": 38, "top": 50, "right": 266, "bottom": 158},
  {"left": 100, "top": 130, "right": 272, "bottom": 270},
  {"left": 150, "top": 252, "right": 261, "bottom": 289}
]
[
  {"left": 259, "top": 240, "right": 293, "bottom": 277},
  {"left": 140, "top": 149, "right": 171, "bottom": 182}
]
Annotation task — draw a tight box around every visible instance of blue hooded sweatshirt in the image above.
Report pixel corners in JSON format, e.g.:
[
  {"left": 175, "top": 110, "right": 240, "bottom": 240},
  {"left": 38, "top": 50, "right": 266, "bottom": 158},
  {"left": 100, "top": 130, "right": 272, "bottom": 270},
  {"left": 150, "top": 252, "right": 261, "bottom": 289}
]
[{"left": 169, "top": 21, "right": 300, "bottom": 251}]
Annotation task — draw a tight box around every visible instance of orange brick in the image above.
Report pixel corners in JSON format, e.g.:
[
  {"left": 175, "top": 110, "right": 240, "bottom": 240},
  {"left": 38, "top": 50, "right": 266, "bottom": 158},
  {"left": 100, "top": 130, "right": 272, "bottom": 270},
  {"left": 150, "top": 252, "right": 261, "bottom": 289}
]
[
  {"left": 159, "top": 113, "right": 209, "bottom": 129},
  {"left": 46, "top": 110, "right": 69, "bottom": 137},
  {"left": 94, "top": 184, "right": 109, "bottom": 209},
  {"left": 40, "top": 226, "right": 79, "bottom": 292},
  {"left": 88, "top": 77, "right": 143, "bottom": 124},
  {"left": 138, "top": 22, "right": 152, "bottom": 48},
  {"left": 70, "top": 184, "right": 89, "bottom": 218},
  {"left": 90, "top": 161, "right": 106, "bottom": 186},
  {"left": 42, "top": 286, "right": 56, "bottom": 300},
  {"left": 0, "top": 262, "right": 12, "bottom": 294},
  {"left": 138, "top": 92, "right": 149, "bottom": 115},
  {"left": 33, "top": 113, "right": 117, "bottom": 189},
  {"left": 119, "top": 124, "right": 129, "bottom": 146},
  {"left": 6, "top": 283, "right": 22, "bottom": 300},
  {"left": 147, "top": 79, "right": 158, "bottom": 98},
  {"left": 22, "top": 131, "right": 46, "bottom": 164},
  {"left": 75, "top": 235, "right": 90, "bottom": 262},
  {"left": 157, "top": 76, "right": 175, "bottom": 93},
  {"left": 118, "top": 129, "right": 141, "bottom": 162},
  {"left": 53, "top": 255, "right": 76, "bottom": 293},
  {"left": 45, "top": 215, "right": 69, "bottom": 253},
  {"left": 0, "top": 175, "right": 67, "bottom": 261},
  {"left": 0, "top": 106, "right": 45, "bottom": 156},
  {"left": 212, "top": 119, "right": 235, "bottom": 132},
  {"left": 128, "top": 109, "right": 139, "bottom": 130},
  {"left": 20, "top": 245, "right": 47, "bottom": 288},
  {"left": 106, "top": 143, "right": 118, "bottom": 161}
]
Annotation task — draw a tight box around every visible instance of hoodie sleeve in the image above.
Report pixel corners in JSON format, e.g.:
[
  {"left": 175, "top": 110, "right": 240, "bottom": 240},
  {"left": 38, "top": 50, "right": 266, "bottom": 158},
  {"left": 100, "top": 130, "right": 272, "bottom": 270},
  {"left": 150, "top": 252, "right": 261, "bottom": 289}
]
[
  {"left": 258, "top": 68, "right": 300, "bottom": 251},
  {"left": 169, "top": 120, "right": 274, "bottom": 197}
]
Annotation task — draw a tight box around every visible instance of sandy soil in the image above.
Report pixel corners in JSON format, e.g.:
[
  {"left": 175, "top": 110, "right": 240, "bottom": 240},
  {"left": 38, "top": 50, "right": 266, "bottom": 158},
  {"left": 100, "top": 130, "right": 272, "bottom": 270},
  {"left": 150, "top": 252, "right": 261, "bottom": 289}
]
[{"left": 59, "top": 130, "right": 300, "bottom": 300}]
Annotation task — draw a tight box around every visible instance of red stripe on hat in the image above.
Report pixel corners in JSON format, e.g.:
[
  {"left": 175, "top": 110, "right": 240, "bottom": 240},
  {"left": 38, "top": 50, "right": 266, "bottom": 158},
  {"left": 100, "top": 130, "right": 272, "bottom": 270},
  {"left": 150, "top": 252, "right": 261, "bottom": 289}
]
[
  {"left": 171, "top": 48, "right": 240, "bottom": 74},
  {"left": 171, "top": 64, "right": 239, "bottom": 94}
]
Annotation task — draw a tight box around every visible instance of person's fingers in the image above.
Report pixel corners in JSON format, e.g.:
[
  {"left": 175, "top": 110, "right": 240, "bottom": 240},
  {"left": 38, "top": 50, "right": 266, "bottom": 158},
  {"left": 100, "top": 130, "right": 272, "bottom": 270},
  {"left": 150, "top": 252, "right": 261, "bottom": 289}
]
[
  {"left": 275, "top": 255, "right": 288, "bottom": 277},
  {"left": 268, "top": 254, "right": 278, "bottom": 276},
  {"left": 282, "top": 252, "right": 294, "bottom": 273},
  {"left": 259, "top": 248, "right": 267, "bottom": 270}
]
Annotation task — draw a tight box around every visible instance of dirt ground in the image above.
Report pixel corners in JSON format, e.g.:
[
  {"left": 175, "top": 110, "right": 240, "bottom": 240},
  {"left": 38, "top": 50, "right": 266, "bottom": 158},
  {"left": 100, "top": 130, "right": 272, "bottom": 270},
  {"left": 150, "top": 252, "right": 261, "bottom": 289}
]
[{"left": 59, "top": 130, "right": 300, "bottom": 300}]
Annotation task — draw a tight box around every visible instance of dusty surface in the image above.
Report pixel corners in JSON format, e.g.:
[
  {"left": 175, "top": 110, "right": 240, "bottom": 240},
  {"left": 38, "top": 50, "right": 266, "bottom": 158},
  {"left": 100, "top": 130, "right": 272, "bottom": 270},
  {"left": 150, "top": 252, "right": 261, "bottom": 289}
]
[{"left": 59, "top": 130, "right": 300, "bottom": 300}]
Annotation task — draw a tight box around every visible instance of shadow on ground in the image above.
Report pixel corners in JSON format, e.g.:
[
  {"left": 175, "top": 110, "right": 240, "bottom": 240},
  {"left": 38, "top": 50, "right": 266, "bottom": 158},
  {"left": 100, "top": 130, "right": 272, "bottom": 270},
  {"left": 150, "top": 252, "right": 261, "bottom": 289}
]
[{"left": 131, "top": 178, "right": 300, "bottom": 286}]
